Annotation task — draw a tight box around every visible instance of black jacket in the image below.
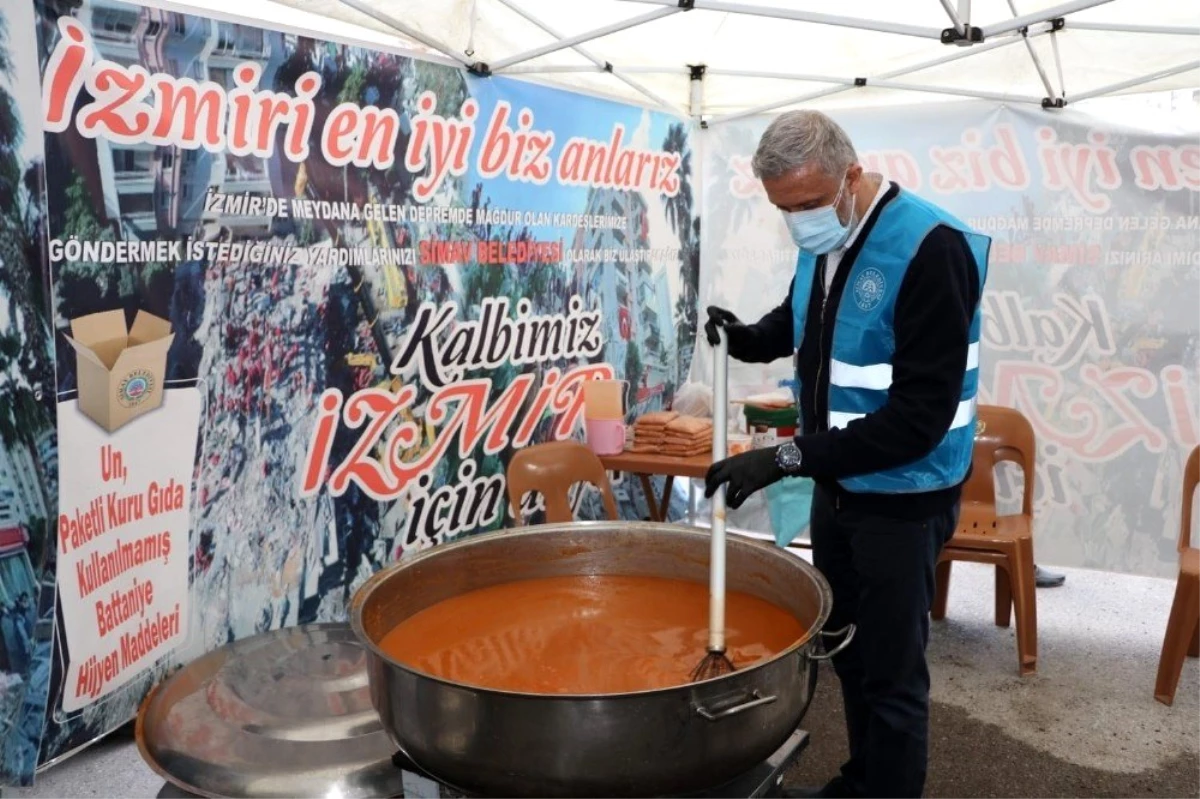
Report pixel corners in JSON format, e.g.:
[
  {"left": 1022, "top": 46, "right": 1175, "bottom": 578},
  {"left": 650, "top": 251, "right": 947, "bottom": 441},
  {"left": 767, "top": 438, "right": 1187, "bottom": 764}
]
[{"left": 737, "top": 182, "right": 982, "bottom": 520}]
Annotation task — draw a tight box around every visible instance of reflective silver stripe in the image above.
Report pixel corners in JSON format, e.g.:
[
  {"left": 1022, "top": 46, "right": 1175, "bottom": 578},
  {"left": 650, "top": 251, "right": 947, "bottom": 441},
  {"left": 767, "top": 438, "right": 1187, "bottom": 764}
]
[
  {"left": 966, "top": 341, "right": 980, "bottom": 371},
  {"left": 830, "top": 341, "right": 979, "bottom": 392},
  {"left": 828, "top": 411, "right": 865, "bottom": 430},
  {"left": 829, "top": 359, "right": 892, "bottom": 391},
  {"left": 950, "top": 396, "right": 977, "bottom": 430},
  {"left": 828, "top": 397, "right": 977, "bottom": 432}
]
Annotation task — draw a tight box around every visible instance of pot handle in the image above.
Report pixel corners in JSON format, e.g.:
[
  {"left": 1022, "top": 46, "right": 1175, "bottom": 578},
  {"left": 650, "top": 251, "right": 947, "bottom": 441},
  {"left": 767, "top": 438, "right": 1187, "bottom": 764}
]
[
  {"left": 694, "top": 690, "right": 778, "bottom": 721},
  {"left": 807, "top": 624, "right": 856, "bottom": 661}
]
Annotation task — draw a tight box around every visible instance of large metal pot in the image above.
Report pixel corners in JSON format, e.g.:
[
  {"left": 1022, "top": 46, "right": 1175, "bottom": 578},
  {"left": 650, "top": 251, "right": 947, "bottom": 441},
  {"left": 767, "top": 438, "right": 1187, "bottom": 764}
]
[{"left": 350, "top": 521, "right": 851, "bottom": 797}]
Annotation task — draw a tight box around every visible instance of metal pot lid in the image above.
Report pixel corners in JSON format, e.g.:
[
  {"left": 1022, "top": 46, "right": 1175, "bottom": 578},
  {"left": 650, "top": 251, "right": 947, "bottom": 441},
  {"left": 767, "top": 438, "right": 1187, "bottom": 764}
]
[{"left": 136, "top": 622, "right": 405, "bottom": 799}]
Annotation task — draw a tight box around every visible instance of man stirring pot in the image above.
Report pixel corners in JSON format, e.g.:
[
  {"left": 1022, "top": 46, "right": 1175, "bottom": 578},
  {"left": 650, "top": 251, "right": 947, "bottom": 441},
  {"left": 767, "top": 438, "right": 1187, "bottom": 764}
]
[{"left": 704, "top": 110, "right": 988, "bottom": 798}]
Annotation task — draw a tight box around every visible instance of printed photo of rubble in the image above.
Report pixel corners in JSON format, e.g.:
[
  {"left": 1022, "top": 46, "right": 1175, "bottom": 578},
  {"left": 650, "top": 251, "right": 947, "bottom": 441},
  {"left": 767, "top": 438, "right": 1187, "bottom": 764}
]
[{"left": 31, "top": 0, "right": 699, "bottom": 765}]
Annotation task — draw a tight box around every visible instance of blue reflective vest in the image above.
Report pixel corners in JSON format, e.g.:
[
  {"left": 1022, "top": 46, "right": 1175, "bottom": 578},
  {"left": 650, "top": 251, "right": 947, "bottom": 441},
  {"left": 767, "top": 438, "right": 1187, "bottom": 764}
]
[{"left": 791, "top": 189, "right": 990, "bottom": 494}]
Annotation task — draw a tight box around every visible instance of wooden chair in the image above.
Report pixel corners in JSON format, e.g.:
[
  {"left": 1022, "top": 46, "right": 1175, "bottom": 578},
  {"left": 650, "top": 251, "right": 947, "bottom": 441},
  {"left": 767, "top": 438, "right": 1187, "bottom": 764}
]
[
  {"left": 932, "top": 405, "right": 1039, "bottom": 676},
  {"left": 506, "top": 440, "right": 619, "bottom": 524},
  {"left": 1154, "top": 445, "right": 1199, "bottom": 706}
]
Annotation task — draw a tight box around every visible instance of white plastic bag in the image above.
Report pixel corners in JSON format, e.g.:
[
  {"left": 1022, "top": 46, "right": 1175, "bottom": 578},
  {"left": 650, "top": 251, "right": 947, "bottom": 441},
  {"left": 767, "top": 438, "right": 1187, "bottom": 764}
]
[{"left": 672, "top": 381, "right": 713, "bottom": 418}]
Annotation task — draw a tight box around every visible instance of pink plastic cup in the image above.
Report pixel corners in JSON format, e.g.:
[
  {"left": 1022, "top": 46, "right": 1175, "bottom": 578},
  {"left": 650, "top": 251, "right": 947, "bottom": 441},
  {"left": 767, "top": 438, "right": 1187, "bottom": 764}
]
[{"left": 585, "top": 418, "right": 627, "bottom": 456}]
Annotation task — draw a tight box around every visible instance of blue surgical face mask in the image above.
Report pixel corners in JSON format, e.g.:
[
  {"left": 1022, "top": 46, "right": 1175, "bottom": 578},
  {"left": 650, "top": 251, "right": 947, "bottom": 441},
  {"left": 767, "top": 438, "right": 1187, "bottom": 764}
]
[{"left": 783, "top": 179, "right": 855, "bottom": 255}]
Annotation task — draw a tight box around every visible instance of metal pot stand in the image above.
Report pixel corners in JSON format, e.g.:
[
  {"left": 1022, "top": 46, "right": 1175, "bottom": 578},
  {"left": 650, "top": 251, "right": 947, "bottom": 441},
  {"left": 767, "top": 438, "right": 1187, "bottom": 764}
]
[
  {"left": 140, "top": 620, "right": 818, "bottom": 799},
  {"left": 396, "top": 729, "right": 811, "bottom": 799}
]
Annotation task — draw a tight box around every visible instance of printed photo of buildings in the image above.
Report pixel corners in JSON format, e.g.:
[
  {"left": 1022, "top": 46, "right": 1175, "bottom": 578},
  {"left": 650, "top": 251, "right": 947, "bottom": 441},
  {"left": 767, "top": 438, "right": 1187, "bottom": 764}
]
[{"left": 0, "top": 0, "right": 57, "bottom": 785}]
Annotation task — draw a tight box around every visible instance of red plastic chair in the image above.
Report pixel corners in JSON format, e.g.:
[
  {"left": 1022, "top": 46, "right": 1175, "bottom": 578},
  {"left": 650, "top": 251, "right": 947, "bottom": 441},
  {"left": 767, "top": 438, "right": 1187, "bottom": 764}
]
[
  {"left": 1155, "top": 445, "right": 1199, "bottom": 705},
  {"left": 507, "top": 440, "right": 619, "bottom": 524},
  {"left": 933, "top": 405, "right": 1039, "bottom": 676}
]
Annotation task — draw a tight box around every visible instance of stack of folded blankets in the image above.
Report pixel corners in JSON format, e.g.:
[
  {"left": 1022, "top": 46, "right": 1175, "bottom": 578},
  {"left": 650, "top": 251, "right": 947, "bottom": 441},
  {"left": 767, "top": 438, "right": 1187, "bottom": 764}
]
[
  {"left": 629, "top": 411, "right": 712, "bottom": 457},
  {"left": 661, "top": 415, "right": 712, "bottom": 457}
]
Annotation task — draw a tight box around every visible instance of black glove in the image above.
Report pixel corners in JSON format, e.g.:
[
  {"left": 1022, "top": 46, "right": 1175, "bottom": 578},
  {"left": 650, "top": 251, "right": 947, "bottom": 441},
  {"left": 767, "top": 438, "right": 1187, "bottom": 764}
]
[
  {"left": 705, "top": 447, "right": 784, "bottom": 510},
  {"left": 704, "top": 306, "right": 751, "bottom": 359}
]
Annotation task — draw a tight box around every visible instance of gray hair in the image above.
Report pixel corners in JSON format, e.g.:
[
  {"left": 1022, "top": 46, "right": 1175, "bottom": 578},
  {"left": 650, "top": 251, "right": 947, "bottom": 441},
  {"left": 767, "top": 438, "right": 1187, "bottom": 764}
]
[{"left": 751, "top": 110, "right": 858, "bottom": 181}]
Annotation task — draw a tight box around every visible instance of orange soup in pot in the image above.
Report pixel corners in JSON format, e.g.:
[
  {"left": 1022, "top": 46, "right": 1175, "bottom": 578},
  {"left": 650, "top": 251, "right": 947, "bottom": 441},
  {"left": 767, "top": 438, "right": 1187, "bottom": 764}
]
[{"left": 378, "top": 574, "right": 806, "bottom": 694}]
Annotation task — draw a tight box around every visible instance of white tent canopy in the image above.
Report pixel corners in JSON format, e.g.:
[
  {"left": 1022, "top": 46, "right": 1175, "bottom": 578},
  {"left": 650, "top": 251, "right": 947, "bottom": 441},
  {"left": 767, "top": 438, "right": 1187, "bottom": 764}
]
[{"left": 174, "top": 0, "right": 1197, "bottom": 121}]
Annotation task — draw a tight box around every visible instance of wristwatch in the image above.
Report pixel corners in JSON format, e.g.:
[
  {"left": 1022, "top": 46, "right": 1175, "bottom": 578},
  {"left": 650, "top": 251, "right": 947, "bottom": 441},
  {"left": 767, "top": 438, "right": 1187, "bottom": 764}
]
[{"left": 775, "top": 441, "right": 803, "bottom": 475}]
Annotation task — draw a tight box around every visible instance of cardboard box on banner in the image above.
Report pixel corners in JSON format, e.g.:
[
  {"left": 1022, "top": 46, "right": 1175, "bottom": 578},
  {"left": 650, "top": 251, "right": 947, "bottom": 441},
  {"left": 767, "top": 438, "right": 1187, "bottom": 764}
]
[{"left": 65, "top": 310, "right": 174, "bottom": 433}]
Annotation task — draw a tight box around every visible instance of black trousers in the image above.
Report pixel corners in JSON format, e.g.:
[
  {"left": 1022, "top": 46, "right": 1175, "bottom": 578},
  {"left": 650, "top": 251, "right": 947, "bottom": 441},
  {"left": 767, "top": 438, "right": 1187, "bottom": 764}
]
[{"left": 809, "top": 486, "right": 957, "bottom": 799}]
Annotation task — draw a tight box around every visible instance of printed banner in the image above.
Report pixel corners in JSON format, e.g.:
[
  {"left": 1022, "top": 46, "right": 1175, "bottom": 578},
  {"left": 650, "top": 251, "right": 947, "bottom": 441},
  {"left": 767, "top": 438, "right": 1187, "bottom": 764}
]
[
  {"left": 23, "top": 0, "right": 698, "bottom": 770},
  {"left": 56, "top": 389, "right": 199, "bottom": 712},
  {"left": 0, "top": 0, "right": 57, "bottom": 785},
  {"left": 700, "top": 101, "right": 1199, "bottom": 579}
]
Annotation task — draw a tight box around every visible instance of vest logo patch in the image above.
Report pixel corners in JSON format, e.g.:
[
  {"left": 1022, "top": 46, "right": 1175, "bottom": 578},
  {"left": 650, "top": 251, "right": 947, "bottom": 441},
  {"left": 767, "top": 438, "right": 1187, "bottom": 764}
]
[{"left": 853, "top": 268, "right": 886, "bottom": 311}]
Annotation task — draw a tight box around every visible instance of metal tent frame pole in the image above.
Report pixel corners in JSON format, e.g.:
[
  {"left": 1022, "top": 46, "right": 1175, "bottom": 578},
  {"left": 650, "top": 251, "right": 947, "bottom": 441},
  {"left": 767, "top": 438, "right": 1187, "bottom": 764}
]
[
  {"left": 1049, "top": 28, "right": 1067, "bottom": 102},
  {"left": 1005, "top": 0, "right": 1059, "bottom": 103},
  {"left": 343, "top": 0, "right": 1198, "bottom": 123},
  {"left": 710, "top": 85, "right": 852, "bottom": 125},
  {"left": 690, "top": 65, "right": 705, "bottom": 120},
  {"left": 489, "top": 6, "right": 680, "bottom": 72},
  {"left": 870, "top": 78, "right": 1043, "bottom": 104},
  {"left": 337, "top": 0, "right": 471, "bottom": 66},
  {"left": 980, "top": 0, "right": 1116, "bottom": 38},
  {"left": 614, "top": 67, "right": 692, "bottom": 74},
  {"left": 939, "top": 0, "right": 967, "bottom": 37},
  {"left": 465, "top": 0, "right": 478, "bottom": 58},
  {"left": 1066, "top": 21, "right": 1200, "bottom": 36},
  {"left": 709, "top": 24, "right": 1056, "bottom": 124},
  {"left": 705, "top": 69, "right": 859, "bottom": 84},
  {"left": 614, "top": 0, "right": 946, "bottom": 40},
  {"left": 490, "top": 0, "right": 684, "bottom": 115},
  {"left": 1069, "top": 59, "right": 1200, "bottom": 103},
  {"left": 500, "top": 65, "right": 613, "bottom": 74}
]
